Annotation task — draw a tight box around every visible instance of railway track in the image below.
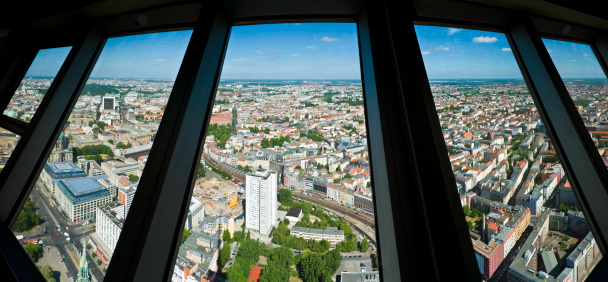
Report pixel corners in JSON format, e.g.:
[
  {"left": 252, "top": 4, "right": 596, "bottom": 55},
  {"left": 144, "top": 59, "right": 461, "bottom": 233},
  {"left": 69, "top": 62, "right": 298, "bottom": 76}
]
[{"left": 295, "top": 193, "right": 375, "bottom": 228}]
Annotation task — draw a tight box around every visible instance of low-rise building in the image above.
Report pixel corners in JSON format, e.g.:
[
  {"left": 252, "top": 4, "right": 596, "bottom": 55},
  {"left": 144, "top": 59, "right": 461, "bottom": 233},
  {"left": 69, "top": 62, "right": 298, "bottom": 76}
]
[{"left": 290, "top": 226, "right": 344, "bottom": 245}]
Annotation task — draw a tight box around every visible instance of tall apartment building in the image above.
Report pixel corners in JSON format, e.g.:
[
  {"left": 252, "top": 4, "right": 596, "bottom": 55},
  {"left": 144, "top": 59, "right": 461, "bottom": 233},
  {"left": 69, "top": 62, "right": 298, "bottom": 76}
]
[
  {"left": 96, "top": 201, "right": 125, "bottom": 254},
  {"left": 245, "top": 169, "right": 277, "bottom": 237}
]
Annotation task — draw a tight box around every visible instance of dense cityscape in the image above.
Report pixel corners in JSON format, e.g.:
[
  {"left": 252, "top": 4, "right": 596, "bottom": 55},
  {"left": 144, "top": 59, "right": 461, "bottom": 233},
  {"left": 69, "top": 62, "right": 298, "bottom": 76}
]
[
  {"left": 2, "top": 76, "right": 607, "bottom": 282},
  {"left": 4, "top": 78, "right": 378, "bottom": 282}
]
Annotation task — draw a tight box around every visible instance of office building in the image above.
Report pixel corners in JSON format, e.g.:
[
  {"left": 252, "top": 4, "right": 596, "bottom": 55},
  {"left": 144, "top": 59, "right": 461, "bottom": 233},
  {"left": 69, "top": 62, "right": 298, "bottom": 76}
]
[
  {"left": 55, "top": 177, "right": 112, "bottom": 222},
  {"left": 245, "top": 168, "right": 277, "bottom": 237},
  {"left": 40, "top": 162, "right": 88, "bottom": 194},
  {"left": 103, "top": 95, "right": 116, "bottom": 112}
]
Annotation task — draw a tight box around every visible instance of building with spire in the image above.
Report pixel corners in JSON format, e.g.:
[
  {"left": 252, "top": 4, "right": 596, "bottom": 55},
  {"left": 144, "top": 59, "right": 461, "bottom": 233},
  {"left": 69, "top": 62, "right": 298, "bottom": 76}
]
[{"left": 77, "top": 238, "right": 91, "bottom": 282}]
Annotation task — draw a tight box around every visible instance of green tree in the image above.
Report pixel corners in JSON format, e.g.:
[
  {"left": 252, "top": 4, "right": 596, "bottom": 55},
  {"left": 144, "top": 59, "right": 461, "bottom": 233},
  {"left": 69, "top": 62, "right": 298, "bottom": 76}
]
[
  {"left": 295, "top": 165, "right": 302, "bottom": 170},
  {"left": 128, "top": 174, "right": 139, "bottom": 183},
  {"left": 38, "top": 265, "right": 57, "bottom": 282},
  {"left": 25, "top": 242, "right": 41, "bottom": 262},
  {"left": 301, "top": 253, "right": 323, "bottom": 282},
  {"left": 261, "top": 139, "right": 270, "bottom": 148},
  {"left": 360, "top": 238, "right": 370, "bottom": 252},
  {"left": 463, "top": 206, "right": 471, "bottom": 217},
  {"left": 322, "top": 249, "right": 342, "bottom": 279},
  {"left": 278, "top": 189, "right": 292, "bottom": 204},
  {"left": 181, "top": 228, "right": 192, "bottom": 245},
  {"left": 96, "top": 259, "right": 102, "bottom": 265},
  {"left": 223, "top": 229, "right": 232, "bottom": 243},
  {"left": 233, "top": 231, "right": 245, "bottom": 242},
  {"left": 283, "top": 218, "right": 290, "bottom": 225},
  {"left": 13, "top": 199, "right": 40, "bottom": 232},
  {"left": 197, "top": 164, "right": 207, "bottom": 178},
  {"left": 237, "top": 164, "right": 243, "bottom": 170},
  {"left": 219, "top": 244, "right": 231, "bottom": 270},
  {"left": 244, "top": 165, "right": 251, "bottom": 172}
]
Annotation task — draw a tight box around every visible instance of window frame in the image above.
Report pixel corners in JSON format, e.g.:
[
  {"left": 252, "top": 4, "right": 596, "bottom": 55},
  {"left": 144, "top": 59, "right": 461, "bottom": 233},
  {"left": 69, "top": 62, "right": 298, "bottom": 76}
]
[{"left": 0, "top": 0, "right": 607, "bottom": 281}]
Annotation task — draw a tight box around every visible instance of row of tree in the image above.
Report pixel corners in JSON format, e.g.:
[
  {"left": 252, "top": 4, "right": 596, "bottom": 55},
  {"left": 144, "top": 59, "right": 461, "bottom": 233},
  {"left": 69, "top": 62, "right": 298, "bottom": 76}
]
[
  {"left": 260, "top": 135, "right": 292, "bottom": 148},
  {"left": 209, "top": 164, "right": 232, "bottom": 180},
  {"left": 73, "top": 144, "right": 114, "bottom": 157}
]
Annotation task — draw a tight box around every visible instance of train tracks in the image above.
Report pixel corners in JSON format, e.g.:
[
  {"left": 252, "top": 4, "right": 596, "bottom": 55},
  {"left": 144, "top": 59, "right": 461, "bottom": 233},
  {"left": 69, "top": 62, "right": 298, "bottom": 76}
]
[{"left": 295, "top": 193, "right": 375, "bottom": 228}]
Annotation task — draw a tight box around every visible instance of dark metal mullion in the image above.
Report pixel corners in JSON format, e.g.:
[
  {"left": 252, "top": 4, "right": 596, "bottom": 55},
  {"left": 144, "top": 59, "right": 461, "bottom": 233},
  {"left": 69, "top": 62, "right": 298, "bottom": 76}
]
[
  {"left": 135, "top": 6, "right": 231, "bottom": 280},
  {"left": 104, "top": 3, "right": 230, "bottom": 280},
  {"left": 0, "top": 223, "right": 45, "bottom": 281},
  {"left": 509, "top": 16, "right": 608, "bottom": 254},
  {"left": 0, "top": 27, "right": 103, "bottom": 281},
  {"left": 591, "top": 37, "right": 608, "bottom": 86},
  {"left": 357, "top": 5, "right": 406, "bottom": 282},
  {"left": 0, "top": 27, "right": 106, "bottom": 225},
  {"left": 0, "top": 116, "right": 26, "bottom": 136},
  {"left": 0, "top": 39, "right": 38, "bottom": 115},
  {"left": 389, "top": 1, "right": 483, "bottom": 280}
]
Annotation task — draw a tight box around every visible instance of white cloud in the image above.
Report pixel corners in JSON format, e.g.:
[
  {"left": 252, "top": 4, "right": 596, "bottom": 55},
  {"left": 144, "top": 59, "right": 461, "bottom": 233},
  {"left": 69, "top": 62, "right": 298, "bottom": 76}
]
[
  {"left": 421, "top": 51, "right": 431, "bottom": 55},
  {"left": 501, "top": 48, "right": 512, "bottom": 52},
  {"left": 435, "top": 46, "right": 450, "bottom": 51},
  {"left": 152, "top": 59, "right": 168, "bottom": 62},
  {"left": 306, "top": 46, "right": 318, "bottom": 49},
  {"left": 255, "top": 50, "right": 264, "bottom": 54},
  {"left": 472, "top": 36, "right": 498, "bottom": 43},
  {"left": 290, "top": 54, "right": 301, "bottom": 57},
  {"left": 569, "top": 59, "right": 577, "bottom": 62},
  {"left": 547, "top": 49, "right": 554, "bottom": 53},
  {"left": 232, "top": 58, "right": 249, "bottom": 62},
  {"left": 447, "top": 28, "right": 462, "bottom": 36},
  {"left": 583, "top": 53, "right": 589, "bottom": 56},
  {"left": 318, "top": 36, "right": 338, "bottom": 42}
]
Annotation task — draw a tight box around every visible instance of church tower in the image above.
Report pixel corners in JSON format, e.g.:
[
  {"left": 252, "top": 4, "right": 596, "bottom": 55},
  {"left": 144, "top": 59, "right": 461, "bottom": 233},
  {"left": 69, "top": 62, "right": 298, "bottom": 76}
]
[{"left": 77, "top": 238, "right": 91, "bottom": 282}]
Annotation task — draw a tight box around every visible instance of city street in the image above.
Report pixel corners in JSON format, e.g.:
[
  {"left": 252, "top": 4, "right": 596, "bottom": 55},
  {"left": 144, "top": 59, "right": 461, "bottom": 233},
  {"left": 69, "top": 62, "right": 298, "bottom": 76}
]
[{"left": 21, "top": 181, "right": 105, "bottom": 281}]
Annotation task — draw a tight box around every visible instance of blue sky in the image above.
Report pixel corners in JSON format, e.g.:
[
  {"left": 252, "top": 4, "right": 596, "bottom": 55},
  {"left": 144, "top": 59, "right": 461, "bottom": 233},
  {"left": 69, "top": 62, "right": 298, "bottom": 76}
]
[
  {"left": 89, "top": 30, "right": 193, "bottom": 79},
  {"left": 415, "top": 26, "right": 524, "bottom": 79},
  {"left": 220, "top": 23, "right": 361, "bottom": 79},
  {"left": 24, "top": 25, "right": 607, "bottom": 80},
  {"left": 24, "top": 47, "right": 72, "bottom": 77},
  {"left": 542, "top": 38, "right": 607, "bottom": 79},
  {"left": 415, "top": 25, "right": 608, "bottom": 79}
]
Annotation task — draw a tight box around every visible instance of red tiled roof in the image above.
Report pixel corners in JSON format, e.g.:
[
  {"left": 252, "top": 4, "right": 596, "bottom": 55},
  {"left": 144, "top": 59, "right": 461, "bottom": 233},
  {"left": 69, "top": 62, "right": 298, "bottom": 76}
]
[{"left": 248, "top": 266, "right": 263, "bottom": 282}]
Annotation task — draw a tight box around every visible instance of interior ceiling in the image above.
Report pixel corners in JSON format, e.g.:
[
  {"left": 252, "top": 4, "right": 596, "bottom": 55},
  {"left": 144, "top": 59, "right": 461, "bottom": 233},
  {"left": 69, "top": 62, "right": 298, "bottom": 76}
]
[
  {"left": 464, "top": 0, "right": 608, "bottom": 30},
  {"left": 1, "top": 0, "right": 607, "bottom": 38}
]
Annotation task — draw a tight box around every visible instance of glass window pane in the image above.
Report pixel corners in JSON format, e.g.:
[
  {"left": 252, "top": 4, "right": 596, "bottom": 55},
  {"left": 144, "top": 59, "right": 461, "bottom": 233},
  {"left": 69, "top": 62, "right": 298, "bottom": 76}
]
[
  {"left": 172, "top": 23, "right": 379, "bottom": 282},
  {"left": 415, "top": 25, "right": 602, "bottom": 281},
  {"left": 10, "top": 30, "right": 192, "bottom": 280},
  {"left": 3, "top": 47, "right": 72, "bottom": 122},
  {"left": 542, "top": 39, "right": 608, "bottom": 167}
]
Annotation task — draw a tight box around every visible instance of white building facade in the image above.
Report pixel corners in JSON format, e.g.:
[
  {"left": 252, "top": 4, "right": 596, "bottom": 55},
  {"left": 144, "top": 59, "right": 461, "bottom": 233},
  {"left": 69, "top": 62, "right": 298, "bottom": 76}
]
[{"left": 245, "top": 169, "right": 277, "bottom": 237}]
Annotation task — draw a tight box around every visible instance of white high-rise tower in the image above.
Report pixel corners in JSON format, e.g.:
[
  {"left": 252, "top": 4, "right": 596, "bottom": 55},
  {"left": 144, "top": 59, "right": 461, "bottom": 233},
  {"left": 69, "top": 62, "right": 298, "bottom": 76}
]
[{"left": 245, "top": 169, "right": 277, "bottom": 237}]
